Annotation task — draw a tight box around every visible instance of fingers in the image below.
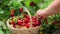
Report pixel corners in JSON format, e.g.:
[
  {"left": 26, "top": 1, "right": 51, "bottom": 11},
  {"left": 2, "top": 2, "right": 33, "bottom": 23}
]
[{"left": 36, "top": 10, "right": 48, "bottom": 20}]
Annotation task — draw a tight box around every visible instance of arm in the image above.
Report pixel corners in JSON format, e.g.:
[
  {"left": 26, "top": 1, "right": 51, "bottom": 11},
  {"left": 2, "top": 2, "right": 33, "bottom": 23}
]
[
  {"left": 37, "top": 0, "right": 60, "bottom": 17},
  {"left": 45, "top": 0, "right": 60, "bottom": 16}
]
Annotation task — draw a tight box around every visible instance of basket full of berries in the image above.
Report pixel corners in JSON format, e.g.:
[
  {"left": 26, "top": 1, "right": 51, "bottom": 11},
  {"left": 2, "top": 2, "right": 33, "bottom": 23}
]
[{"left": 6, "top": 9, "right": 42, "bottom": 34}]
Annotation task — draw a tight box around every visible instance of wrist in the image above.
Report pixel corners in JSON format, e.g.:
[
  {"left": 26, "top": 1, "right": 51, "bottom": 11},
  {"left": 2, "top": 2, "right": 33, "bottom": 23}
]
[{"left": 43, "top": 9, "right": 49, "bottom": 17}]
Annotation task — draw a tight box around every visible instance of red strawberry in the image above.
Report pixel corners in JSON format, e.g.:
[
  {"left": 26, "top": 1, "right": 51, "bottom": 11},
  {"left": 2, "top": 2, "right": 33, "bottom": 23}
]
[
  {"left": 32, "top": 16, "right": 37, "bottom": 22},
  {"left": 24, "top": 14, "right": 27, "bottom": 17},
  {"left": 35, "top": 21, "right": 41, "bottom": 26},
  {"left": 13, "top": 25, "right": 16, "bottom": 28},
  {"left": 25, "top": 15, "right": 30, "bottom": 18},
  {"left": 25, "top": 23, "right": 30, "bottom": 28},
  {"left": 9, "top": 20, "right": 16, "bottom": 25},
  {"left": 24, "top": 14, "right": 30, "bottom": 20},
  {"left": 10, "top": 14, "right": 14, "bottom": 17},
  {"left": 22, "top": 23, "right": 26, "bottom": 26},
  {"left": 19, "top": 8, "right": 23, "bottom": 13},
  {"left": 33, "top": 21, "right": 41, "bottom": 27},
  {"left": 38, "top": 16, "right": 43, "bottom": 21},
  {"left": 33, "top": 23, "right": 36, "bottom": 27},
  {"left": 30, "top": 1, "right": 36, "bottom": 6},
  {"left": 10, "top": 10, "right": 15, "bottom": 17},
  {"left": 17, "top": 19, "right": 23, "bottom": 25},
  {"left": 24, "top": 18, "right": 30, "bottom": 24}
]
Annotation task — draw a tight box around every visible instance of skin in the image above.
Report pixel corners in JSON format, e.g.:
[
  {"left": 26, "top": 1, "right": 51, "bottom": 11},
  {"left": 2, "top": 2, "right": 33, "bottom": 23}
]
[{"left": 37, "top": 0, "right": 60, "bottom": 18}]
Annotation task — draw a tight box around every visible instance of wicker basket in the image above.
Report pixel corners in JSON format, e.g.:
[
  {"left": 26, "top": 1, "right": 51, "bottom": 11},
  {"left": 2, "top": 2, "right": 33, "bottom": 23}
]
[{"left": 6, "top": 9, "right": 41, "bottom": 34}]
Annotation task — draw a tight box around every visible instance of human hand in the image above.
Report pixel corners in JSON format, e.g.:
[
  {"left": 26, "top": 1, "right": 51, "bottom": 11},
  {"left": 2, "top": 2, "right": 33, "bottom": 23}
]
[{"left": 36, "top": 10, "right": 48, "bottom": 20}]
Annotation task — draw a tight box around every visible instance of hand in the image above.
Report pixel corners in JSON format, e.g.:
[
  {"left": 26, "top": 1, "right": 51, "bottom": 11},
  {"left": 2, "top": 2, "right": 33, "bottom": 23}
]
[{"left": 36, "top": 10, "right": 48, "bottom": 20}]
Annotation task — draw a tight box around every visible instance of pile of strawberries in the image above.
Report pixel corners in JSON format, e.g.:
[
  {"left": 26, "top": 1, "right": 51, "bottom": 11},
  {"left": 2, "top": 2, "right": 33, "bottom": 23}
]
[{"left": 9, "top": 14, "right": 41, "bottom": 28}]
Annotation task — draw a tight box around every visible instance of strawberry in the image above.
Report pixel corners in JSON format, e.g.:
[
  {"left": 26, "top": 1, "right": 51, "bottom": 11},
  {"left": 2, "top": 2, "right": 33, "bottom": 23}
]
[
  {"left": 24, "top": 14, "right": 30, "bottom": 20},
  {"left": 33, "top": 21, "right": 41, "bottom": 27},
  {"left": 33, "top": 23, "right": 36, "bottom": 27},
  {"left": 25, "top": 23, "right": 30, "bottom": 28},
  {"left": 24, "top": 18, "right": 30, "bottom": 24},
  {"left": 10, "top": 10, "right": 15, "bottom": 17},
  {"left": 25, "top": 15, "right": 30, "bottom": 18},
  {"left": 32, "top": 16, "right": 37, "bottom": 22},
  {"left": 10, "top": 20, "right": 15, "bottom": 25},
  {"left": 22, "top": 23, "right": 26, "bottom": 26},
  {"left": 13, "top": 25, "right": 16, "bottom": 28},
  {"left": 30, "top": 1, "right": 36, "bottom": 6},
  {"left": 17, "top": 19, "right": 23, "bottom": 25},
  {"left": 35, "top": 21, "right": 41, "bottom": 26},
  {"left": 24, "top": 14, "right": 27, "bottom": 17},
  {"left": 10, "top": 14, "right": 14, "bottom": 17},
  {"left": 19, "top": 8, "right": 23, "bottom": 13},
  {"left": 38, "top": 16, "right": 43, "bottom": 21}
]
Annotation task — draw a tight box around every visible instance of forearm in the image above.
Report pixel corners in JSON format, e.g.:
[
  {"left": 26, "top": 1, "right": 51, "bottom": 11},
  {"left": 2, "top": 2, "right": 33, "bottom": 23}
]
[{"left": 45, "top": 0, "right": 60, "bottom": 16}]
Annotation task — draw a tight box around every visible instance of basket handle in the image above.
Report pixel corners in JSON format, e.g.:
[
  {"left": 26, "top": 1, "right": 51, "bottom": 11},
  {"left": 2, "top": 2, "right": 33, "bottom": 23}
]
[{"left": 24, "top": 9, "right": 33, "bottom": 28}]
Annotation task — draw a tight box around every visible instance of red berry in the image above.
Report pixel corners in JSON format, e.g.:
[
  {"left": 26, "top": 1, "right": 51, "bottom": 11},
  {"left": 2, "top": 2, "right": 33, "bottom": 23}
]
[
  {"left": 11, "top": 21, "right": 15, "bottom": 25},
  {"left": 32, "top": 16, "right": 37, "bottom": 18},
  {"left": 24, "top": 14, "right": 30, "bottom": 19},
  {"left": 24, "top": 14, "right": 27, "bottom": 17},
  {"left": 13, "top": 25, "right": 16, "bottom": 28},
  {"left": 33, "top": 23, "right": 36, "bottom": 27},
  {"left": 10, "top": 14, "right": 14, "bottom": 17},
  {"left": 10, "top": 10, "right": 15, "bottom": 17},
  {"left": 33, "top": 21, "right": 41, "bottom": 27},
  {"left": 18, "top": 19, "right": 23, "bottom": 25},
  {"left": 25, "top": 23, "right": 30, "bottom": 28},
  {"left": 38, "top": 16, "right": 43, "bottom": 21},
  {"left": 19, "top": 8, "right": 23, "bottom": 13},
  {"left": 22, "top": 23, "right": 26, "bottom": 26},
  {"left": 9, "top": 20, "right": 15, "bottom": 25},
  {"left": 30, "top": 1, "right": 36, "bottom": 6},
  {"left": 24, "top": 18, "right": 30, "bottom": 24},
  {"left": 32, "top": 16, "right": 37, "bottom": 22},
  {"left": 26, "top": 15, "right": 30, "bottom": 18},
  {"left": 35, "top": 21, "right": 41, "bottom": 26}
]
